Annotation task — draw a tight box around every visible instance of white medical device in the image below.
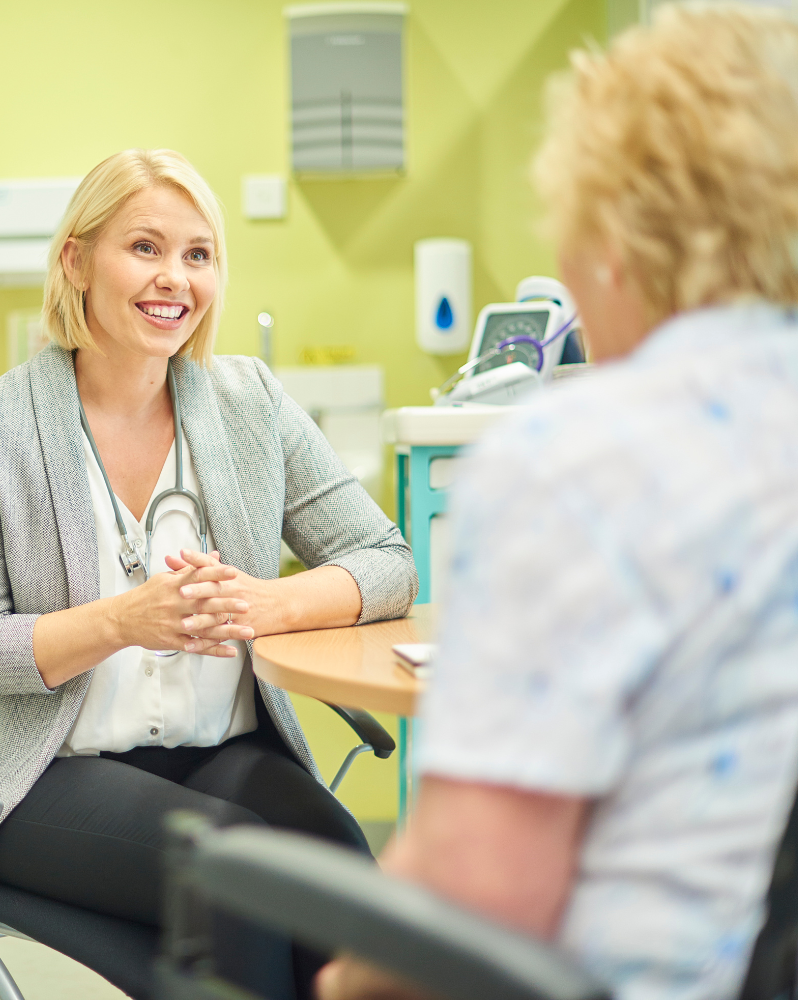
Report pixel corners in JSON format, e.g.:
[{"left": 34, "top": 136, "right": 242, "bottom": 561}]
[{"left": 433, "top": 278, "right": 578, "bottom": 406}]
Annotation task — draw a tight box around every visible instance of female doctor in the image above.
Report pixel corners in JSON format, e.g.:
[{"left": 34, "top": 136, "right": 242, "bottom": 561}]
[{"left": 0, "top": 148, "right": 417, "bottom": 994}]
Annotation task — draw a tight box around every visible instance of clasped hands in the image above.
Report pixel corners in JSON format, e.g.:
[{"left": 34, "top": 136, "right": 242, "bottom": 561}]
[
  {"left": 169, "top": 548, "right": 259, "bottom": 656},
  {"left": 114, "top": 548, "right": 260, "bottom": 657}
]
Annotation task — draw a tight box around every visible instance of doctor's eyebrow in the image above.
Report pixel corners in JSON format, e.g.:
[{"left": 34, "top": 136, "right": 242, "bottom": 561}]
[{"left": 125, "top": 225, "right": 214, "bottom": 245}]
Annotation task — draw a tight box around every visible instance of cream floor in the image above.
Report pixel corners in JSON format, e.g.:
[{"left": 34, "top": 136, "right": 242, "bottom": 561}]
[{"left": 0, "top": 936, "right": 128, "bottom": 1000}]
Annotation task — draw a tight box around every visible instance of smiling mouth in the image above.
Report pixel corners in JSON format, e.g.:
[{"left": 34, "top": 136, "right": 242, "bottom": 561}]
[{"left": 136, "top": 303, "right": 188, "bottom": 321}]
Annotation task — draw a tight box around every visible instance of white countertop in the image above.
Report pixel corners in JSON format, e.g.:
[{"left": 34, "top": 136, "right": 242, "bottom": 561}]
[{"left": 381, "top": 405, "right": 528, "bottom": 446}]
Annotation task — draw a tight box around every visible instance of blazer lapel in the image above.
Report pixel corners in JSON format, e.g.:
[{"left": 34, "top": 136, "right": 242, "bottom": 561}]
[
  {"left": 29, "top": 349, "right": 263, "bottom": 600},
  {"left": 172, "top": 356, "right": 262, "bottom": 580},
  {"left": 28, "top": 344, "right": 99, "bottom": 608}
]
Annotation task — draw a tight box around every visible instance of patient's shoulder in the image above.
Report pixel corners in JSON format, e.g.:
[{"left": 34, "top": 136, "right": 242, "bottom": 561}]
[
  {"left": 466, "top": 344, "right": 798, "bottom": 517},
  {"left": 470, "top": 363, "right": 663, "bottom": 482}
]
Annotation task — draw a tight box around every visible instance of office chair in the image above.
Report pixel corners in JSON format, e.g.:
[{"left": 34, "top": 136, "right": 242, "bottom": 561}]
[
  {"left": 0, "top": 705, "right": 395, "bottom": 1000},
  {"left": 156, "top": 788, "right": 798, "bottom": 1000}
]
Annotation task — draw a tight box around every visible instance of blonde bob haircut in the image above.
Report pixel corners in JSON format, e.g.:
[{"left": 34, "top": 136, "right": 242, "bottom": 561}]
[
  {"left": 534, "top": 4, "right": 798, "bottom": 325},
  {"left": 43, "top": 148, "right": 227, "bottom": 367}
]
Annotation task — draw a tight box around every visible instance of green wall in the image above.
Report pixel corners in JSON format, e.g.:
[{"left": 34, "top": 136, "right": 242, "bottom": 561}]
[{"left": 0, "top": 0, "right": 604, "bottom": 820}]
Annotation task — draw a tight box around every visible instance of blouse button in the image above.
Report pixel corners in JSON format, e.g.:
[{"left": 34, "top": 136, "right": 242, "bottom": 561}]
[
  {"left": 150, "top": 727, "right": 159, "bottom": 736},
  {"left": 145, "top": 666, "right": 154, "bottom": 677}
]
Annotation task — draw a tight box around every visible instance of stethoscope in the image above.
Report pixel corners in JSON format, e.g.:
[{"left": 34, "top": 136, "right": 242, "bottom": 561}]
[
  {"left": 76, "top": 358, "right": 209, "bottom": 583},
  {"left": 435, "top": 311, "right": 578, "bottom": 401}
]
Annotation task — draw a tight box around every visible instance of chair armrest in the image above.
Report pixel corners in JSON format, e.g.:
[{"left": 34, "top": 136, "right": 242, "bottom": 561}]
[
  {"left": 162, "top": 814, "right": 609, "bottom": 1000},
  {"left": 324, "top": 704, "right": 396, "bottom": 759}
]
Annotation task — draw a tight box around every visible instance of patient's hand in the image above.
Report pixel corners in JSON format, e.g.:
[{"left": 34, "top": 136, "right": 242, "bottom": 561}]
[{"left": 315, "top": 955, "right": 443, "bottom": 1000}]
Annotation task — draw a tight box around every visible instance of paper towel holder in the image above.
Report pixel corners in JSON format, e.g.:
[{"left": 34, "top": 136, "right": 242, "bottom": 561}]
[{"left": 286, "top": 2, "right": 407, "bottom": 175}]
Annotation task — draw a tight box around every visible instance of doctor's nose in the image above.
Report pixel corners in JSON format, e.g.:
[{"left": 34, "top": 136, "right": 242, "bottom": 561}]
[{"left": 155, "top": 254, "right": 190, "bottom": 293}]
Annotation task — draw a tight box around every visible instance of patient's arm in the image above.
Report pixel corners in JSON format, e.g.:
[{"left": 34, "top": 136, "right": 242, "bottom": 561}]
[
  {"left": 387, "top": 776, "right": 588, "bottom": 936},
  {"left": 316, "top": 775, "right": 589, "bottom": 1000}
]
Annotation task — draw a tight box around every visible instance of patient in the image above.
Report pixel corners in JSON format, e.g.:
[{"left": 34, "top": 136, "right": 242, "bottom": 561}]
[{"left": 318, "top": 7, "right": 798, "bottom": 1000}]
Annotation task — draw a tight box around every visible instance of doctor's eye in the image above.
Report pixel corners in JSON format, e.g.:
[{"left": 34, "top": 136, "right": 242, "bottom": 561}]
[
  {"left": 133, "top": 242, "right": 156, "bottom": 255},
  {"left": 187, "top": 248, "right": 211, "bottom": 262}
]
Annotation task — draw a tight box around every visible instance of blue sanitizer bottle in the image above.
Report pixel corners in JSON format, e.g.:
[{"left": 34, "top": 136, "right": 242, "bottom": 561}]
[{"left": 435, "top": 296, "right": 454, "bottom": 330}]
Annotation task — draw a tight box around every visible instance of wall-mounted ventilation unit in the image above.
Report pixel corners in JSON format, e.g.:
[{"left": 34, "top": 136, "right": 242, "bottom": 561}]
[
  {"left": 0, "top": 178, "right": 81, "bottom": 286},
  {"left": 286, "top": 2, "right": 407, "bottom": 173}
]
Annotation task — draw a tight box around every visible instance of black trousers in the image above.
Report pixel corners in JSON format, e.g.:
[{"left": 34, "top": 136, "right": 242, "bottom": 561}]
[{"left": 0, "top": 719, "right": 370, "bottom": 999}]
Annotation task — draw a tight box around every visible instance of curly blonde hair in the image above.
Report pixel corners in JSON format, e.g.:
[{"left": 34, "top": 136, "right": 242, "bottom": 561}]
[
  {"left": 534, "top": 4, "right": 798, "bottom": 324},
  {"left": 43, "top": 148, "right": 227, "bottom": 367}
]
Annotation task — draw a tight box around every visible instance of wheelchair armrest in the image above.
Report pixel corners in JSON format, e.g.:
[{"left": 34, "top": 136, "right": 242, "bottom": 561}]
[
  {"left": 324, "top": 704, "right": 396, "bottom": 759},
  {"left": 161, "top": 814, "right": 610, "bottom": 1000}
]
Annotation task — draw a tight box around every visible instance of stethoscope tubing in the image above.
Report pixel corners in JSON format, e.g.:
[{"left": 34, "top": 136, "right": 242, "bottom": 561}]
[
  {"left": 143, "top": 360, "right": 208, "bottom": 573},
  {"left": 495, "top": 312, "right": 578, "bottom": 368},
  {"left": 76, "top": 356, "right": 209, "bottom": 581}
]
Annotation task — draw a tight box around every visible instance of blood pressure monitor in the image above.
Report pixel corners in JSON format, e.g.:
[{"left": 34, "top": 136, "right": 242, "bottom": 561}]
[
  {"left": 432, "top": 277, "right": 580, "bottom": 406},
  {"left": 468, "top": 301, "right": 563, "bottom": 379}
]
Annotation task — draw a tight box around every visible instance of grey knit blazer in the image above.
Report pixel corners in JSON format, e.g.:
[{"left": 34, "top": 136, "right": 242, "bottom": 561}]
[{"left": 0, "top": 344, "right": 418, "bottom": 824}]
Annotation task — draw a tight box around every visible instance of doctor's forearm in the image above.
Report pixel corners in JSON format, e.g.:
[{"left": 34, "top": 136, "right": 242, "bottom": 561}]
[
  {"left": 252, "top": 565, "right": 362, "bottom": 635},
  {"left": 32, "top": 598, "right": 127, "bottom": 689}
]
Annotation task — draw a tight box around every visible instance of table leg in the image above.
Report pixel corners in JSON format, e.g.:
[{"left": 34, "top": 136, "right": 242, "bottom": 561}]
[
  {"left": 406, "top": 718, "right": 414, "bottom": 811},
  {"left": 398, "top": 716, "right": 410, "bottom": 826},
  {"left": 396, "top": 451, "right": 409, "bottom": 541}
]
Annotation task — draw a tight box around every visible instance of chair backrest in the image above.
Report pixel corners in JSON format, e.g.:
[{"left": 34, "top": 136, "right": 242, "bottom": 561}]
[
  {"left": 739, "top": 772, "right": 798, "bottom": 1000},
  {"left": 159, "top": 783, "right": 798, "bottom": 1000},
  {"left": 157, "top": 812, "right": 611, "bottom": 1000}
]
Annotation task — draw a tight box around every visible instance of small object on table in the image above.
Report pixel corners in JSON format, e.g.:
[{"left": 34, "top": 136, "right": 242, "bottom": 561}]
[{"left": 393, "top": 643, "right": 437, "bottom": 680}]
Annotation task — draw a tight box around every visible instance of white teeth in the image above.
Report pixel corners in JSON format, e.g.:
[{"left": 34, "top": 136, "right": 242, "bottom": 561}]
[{"left": 142, "top": 305, "right": 183, "bottom": 319}]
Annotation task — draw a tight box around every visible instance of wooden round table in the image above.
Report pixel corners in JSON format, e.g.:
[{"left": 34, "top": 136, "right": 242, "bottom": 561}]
[
  {"left": 253, "top": 604, "right": 437, "bottom": 818},
  {"left": 252, "top": 603, "right": 436, "bottom": 717}
]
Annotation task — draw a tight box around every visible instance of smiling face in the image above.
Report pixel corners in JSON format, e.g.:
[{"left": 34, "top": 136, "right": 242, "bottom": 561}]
[{"left": 68, "top": 185, "right": 217, "bottom": 361}]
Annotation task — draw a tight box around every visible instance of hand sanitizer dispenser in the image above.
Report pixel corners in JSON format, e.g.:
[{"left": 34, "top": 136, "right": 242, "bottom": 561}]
[{"left": 414, "top": 238, "right": 472, "bottom": 355}]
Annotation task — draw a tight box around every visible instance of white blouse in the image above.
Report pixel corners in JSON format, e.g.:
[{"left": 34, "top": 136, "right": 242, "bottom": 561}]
[{"left": 59, "top": 431, "right": 257, "bottom": 756}]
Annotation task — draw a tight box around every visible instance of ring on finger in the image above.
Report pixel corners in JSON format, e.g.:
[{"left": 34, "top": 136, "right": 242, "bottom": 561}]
[{"left": 227, "top": 613, "right": 233, "bottom": 626}]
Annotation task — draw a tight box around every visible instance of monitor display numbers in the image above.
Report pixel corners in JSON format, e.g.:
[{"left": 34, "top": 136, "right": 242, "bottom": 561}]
[{"left": 473, "top": 311, "right": 550, "bottom": 376}]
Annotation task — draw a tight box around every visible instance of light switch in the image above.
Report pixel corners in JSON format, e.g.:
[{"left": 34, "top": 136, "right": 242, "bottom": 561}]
[{"left": 242, "top": 175, "right": 287, "bottom": 220}]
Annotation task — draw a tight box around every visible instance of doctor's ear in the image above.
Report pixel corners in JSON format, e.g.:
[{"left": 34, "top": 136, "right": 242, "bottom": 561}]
[{"left": 61, "top": 238, "right": 88, "bottom": 291}]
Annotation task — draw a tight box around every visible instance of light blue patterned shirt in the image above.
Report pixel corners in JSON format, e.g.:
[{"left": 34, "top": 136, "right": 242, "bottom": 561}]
[{"left": 419, "top": 304, "right": 798, "bottom": 1000}]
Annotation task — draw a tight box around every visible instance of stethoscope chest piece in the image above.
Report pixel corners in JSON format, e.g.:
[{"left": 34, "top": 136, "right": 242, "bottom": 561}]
[{"left": 120, "top": 538, "right": 145, "bottom": 578}]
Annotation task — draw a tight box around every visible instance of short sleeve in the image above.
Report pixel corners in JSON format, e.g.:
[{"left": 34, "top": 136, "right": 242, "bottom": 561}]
[{"left": 417, "top": 411, "right": 667, "bottom": 796}]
